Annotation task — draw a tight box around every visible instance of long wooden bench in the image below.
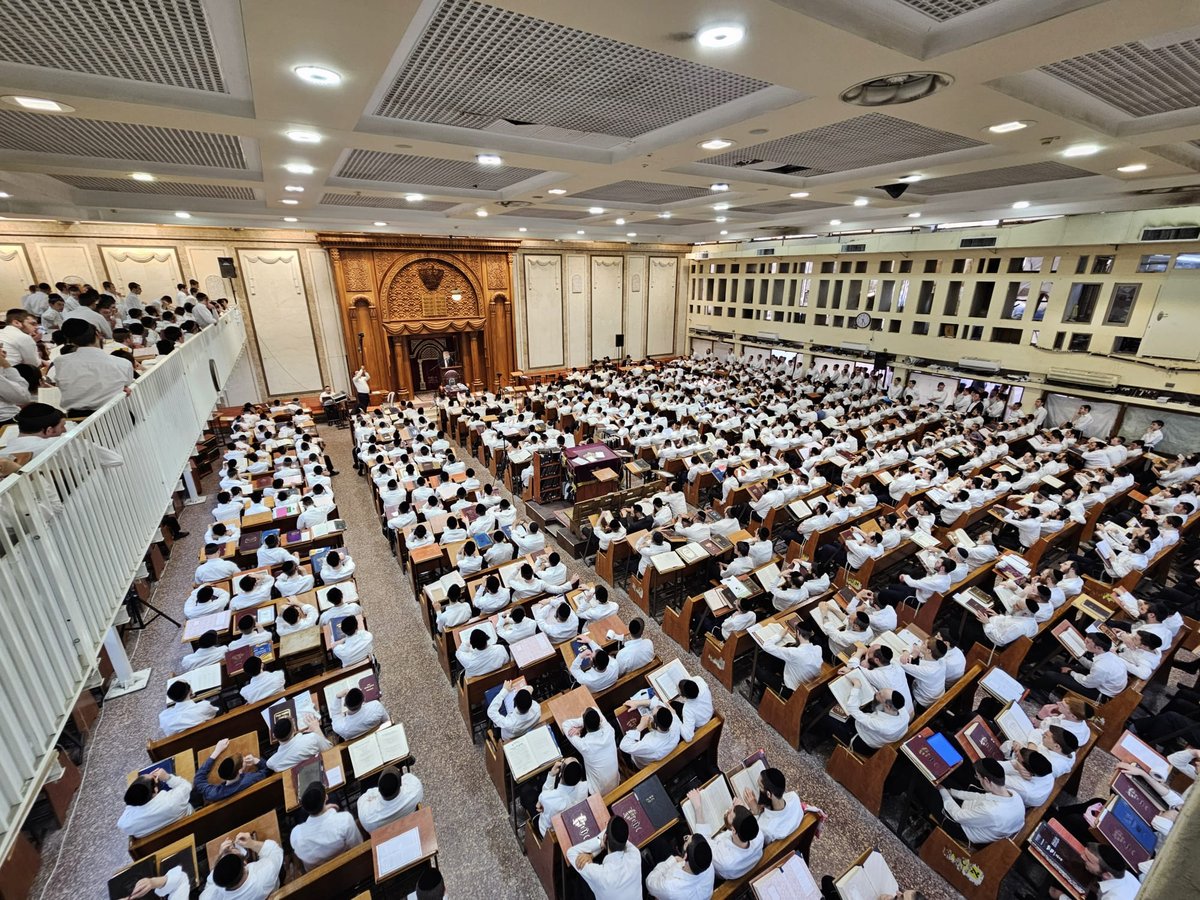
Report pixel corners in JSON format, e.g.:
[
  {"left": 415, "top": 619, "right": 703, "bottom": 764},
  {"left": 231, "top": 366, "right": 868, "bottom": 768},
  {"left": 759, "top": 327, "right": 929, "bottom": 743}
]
[
  {"left": 270, "top": 843, "right": 375, "bottom": 899},
  {"left": 712, "top": 810, "right": 821, "bottom": 899},
  {"left": 963, "top": 599, "right": 1073, "bottom": 678},
  {"left": 758, "top": 662, "right": 838, "bottom": 750}
]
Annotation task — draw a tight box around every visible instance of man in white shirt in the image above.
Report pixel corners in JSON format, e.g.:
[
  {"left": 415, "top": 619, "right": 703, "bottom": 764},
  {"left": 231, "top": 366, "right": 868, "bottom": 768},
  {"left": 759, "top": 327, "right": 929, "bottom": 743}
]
[
  {"left": 266, "top": 713, "right": 332, "bottom": 772},
  {"left": 740, "top": 767, "right": 805, "bottom": 842},
  {"left": 565, "top": 708, "right": 620, "bottom": 795},
  {"left": 566, "top": 816, "right": 643, "bottom": 900},
  {"left": 456, "top": 628, "right": 510, "bottom": 677},
  {"left": 645, "top": 834, "right": 715, "bottom": 900},
  {"left": 619, "top": 704, "right": 681, "bottom": 767},
  {"left": 159, "top": 680, "right": 218, "bottom": 736},
  {"left": 289, "top": 784, "right": 362, "bottom": 868},
  {"left": 933, "top": 758, "right": 1025, "bottom": 845},
  {"left": 202, "top": 834, "right": 284, "bottom": 899},
  {"left": 256, "top": 533, "right": 298, "bottom": 568},
  {"left": 50, "top": 322, "right": 134, "bottom": 414},
  {"left": 117, "top": 768, "right": 194, "bottom": 837},
  {"left": 0, "top": 355, "right": 31, "bottom": 425},
  {"left": 614, "top": 618, "right": 656, "bottom": 675},
  {"left": 332, "top": 616, "right": 374, "bottom": 667},
  {"left": 356, "top": 765, "right": 424, "bottom": 834},
  {"left": 195, "top": 548, "right": 241, "bottom": 585},
  {"left": 1033, "top": 631, "right": 1127, "bottom": 700},
  {"left": 0, "top": 308, "right": 41, "bottom": 369},
  {"left": 352, "top": 366, "right": 371, "bottom": 411},
  {"left": 532, "top": 758, "right": 591, "bottom": 836},
  {"left": 331, "top": 686, "right": 388, "bottom": 740},
  {"left": 238, "top": 655, "right": 285, "bottom": 704},
  {"left": 487, "top": 680, "right": 541, "bottom": 740}
]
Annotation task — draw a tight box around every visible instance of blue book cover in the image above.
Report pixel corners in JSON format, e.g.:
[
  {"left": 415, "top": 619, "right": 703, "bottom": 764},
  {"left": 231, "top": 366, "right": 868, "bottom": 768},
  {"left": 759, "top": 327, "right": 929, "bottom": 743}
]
[
  {"left": 328, "top": 615, "right": 348, "bottom": 641},
  {"left": 262, "top": 529, "right": 281, "bottom": 545},
  {"left": 474, "top": 531, "right": 493, "bottom": 549},
  {"left": 1111, "top": 797, "right": 1156, "bottom": 852},
  {"left": 927, "top": 732, "right": 964, "bottom": 767}
]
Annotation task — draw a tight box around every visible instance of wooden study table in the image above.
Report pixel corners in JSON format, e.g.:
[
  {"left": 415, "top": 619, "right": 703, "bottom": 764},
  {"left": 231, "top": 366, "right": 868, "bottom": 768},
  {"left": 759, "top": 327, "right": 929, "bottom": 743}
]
[
  {"left": 205, "top": 809, "right": 281, "bottom": 869},
  {"left": 370, "top": 807, "right": 438, "bottom": 883},
  {"left": 281, "top": 747, "right": 346, "bottom": 811},
  {"left": 197, "top": 733, "right": 259, "bottom": 785}
]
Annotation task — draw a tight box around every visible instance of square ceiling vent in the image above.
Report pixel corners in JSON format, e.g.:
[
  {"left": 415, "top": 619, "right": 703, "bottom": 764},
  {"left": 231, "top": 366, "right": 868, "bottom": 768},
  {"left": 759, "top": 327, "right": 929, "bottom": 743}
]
[
  {"left": 913, "top": 161, "right": 1094, "bottom": 195},
  {"left": 336, "top": 149, "right": 543, "bottom": 190},
  {"left": 54, "top": 175, "right": 254, "bottom": 199},
  {"left": 568, "top": 181, "right": 715, "bottom": 204},
  {"left": 1041, "top": 38, "right": 1200, "bottom": 117}
]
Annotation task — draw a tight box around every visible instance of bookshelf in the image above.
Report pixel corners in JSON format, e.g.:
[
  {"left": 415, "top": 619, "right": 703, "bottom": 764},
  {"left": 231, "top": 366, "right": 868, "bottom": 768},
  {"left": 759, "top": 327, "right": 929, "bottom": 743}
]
[{"left": 532, "top": 450, "right": 563, "bottom": 503}]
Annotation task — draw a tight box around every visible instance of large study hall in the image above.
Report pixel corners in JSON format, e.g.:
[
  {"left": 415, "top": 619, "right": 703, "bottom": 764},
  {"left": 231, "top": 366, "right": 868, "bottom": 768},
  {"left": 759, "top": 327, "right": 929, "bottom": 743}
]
[{"left": 2, "top": 2, "right": 1199, "bottom": 899}]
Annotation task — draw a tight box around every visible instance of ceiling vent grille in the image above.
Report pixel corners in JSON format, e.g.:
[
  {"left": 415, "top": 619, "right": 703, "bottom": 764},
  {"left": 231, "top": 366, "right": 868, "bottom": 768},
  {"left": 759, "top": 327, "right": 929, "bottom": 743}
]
[
  {"left": 733, "top": 199, "right": 838, "bottom": 214},
  {"left": 0, "top": 110, "right": 246, "bottom": 168},
  {"left": 336, "top": 149, "right": 542, "bottom": 190},
  {"left": 840, "top": 243, "right": 867, "bottom": 252},
  {"left": 319, "top": 193, "right": 456, "bottom": 211},
  {"left": 0, "top": 0, "right": 227, "bottom": 92},
  {"left": 54, "top": 176, "right": 254, "bottom": 199},
  {"left": 569, "top": 181, "right": 713, "bottom": 204},
  {"left": 959, "top": 236, "right": 998, "bottom": 248},
  {"left": 895, "top": 0, "right": 997, "bottom": 21},
  {"left": 499, "top": 207, "right": 590, "bottom": 219},
  {"left": 1140, "top": 225, "right": 1200, "bottom": 241},
  {"left": 914, "top": 162, "right": 1092, "bottom": 195},
  {"left": 756, "top": 248, "right": 776, "bottom": 256},
  {"left": 701, "top": 113, "right": 983, "bottom": 175},
  {"left": 1041, "top": 39, "right": 1200, "bottom": 118},
  {"left": 373, "top": 0, "right": 771, "bottom": 139}
]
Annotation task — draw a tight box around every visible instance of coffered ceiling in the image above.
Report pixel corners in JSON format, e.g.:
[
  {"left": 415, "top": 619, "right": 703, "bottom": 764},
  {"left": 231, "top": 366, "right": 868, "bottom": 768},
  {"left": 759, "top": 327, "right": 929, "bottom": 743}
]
[{"left": 1, "top": 0, "right": 1199, "bottom": 244}]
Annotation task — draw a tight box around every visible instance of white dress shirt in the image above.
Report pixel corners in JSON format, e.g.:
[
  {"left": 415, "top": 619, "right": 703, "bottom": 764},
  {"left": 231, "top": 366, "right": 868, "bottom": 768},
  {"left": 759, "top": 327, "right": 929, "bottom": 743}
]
[
  {"left": 757, "top": 792, "right": 804, "bottom": 842},
  {"left": 158, "top": 698, "right": 218, "bottom": 736},
  {"left": 564, "top": 716, "right": 620, "bottom": 795},
  {"left": 616, "top": 637, "right": 656, "bottom": 675},
  {"left": 645, "top": 856, "right": 715, "bottom": 900},
  {"left": 184, "top": 586, "right": 230, "bottom": 619},
  {"left": 356, "top": 774, "right": 425, "bottom": 833},
  {"left": 199, "top": 839, "right": 284, "bottom": 899},
  {"left": 940, "top": 788, "right": 1025, "bottom": 843},
  {"left": 288, "top": 808, "right": 361, "bottom": 868},
  {"left": 51, "top": 347, "right": 134, "bottom": 410},
  {"left": 332, "top": 699, "right": 388, "bottom": 740},
  {"left": 1073, "top": 650, "right": 1128, "bottom": 697},
  {"left": 619, "top": 708, "right": 681, "bottom": 767},
  {"left": 240, "top": 670, "right": 286, "bottom": 704},
  {"left": 117, "top": 775, "right": 194, "bottom": 837},
  {"left": 456, "top": 642, "right": 510, "bottom": 677},
  {"left": 267, "top": 730, "right": 333, "bottom": 772},
  {"left": 333, "top": 630, "right": 375, "bottom": 667},
  {"left": 487, "top": 685, "right": 542, "bottom": 740},
  {"left": 566, "top": 836, "right": 643, "bottom": 900}
]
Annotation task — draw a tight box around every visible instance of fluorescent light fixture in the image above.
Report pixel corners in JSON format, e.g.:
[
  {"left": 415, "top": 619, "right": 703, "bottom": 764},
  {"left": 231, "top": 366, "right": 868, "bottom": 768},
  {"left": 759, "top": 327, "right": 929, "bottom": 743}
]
[
  {"left": 715, "top": 216, "right": 727, "bottom": 223},
  {"left": 988, "top": 120, "right": 1031, "bottom": 134},
  {"left": 476, "top": 153, "right": 503, "bottom": 166},
  {"left": 286, "top": 129, "right": 321, "bottom": 143},
  {"left": 897, "top": 174, "right": 923, "bottom": 183},
  {"left": 174, "top": 211, "right": 191, "bottom": 219},
  {"left": 284, "top": 184, "right": 304, "bottom": 192},
  {"left": 699, "top": 138, "right": 733, "bottom": 150},
  {"left": 576, "top": 229, "right": 586, "bottom": 234},
  {"left": 626, "top": 232, "right": 637, "bottom": 237},
  {"left": 451, "top": 292, "right": 462, "bottom": 301},
  {"left": 1011, "top": 200, "right": 1030, "bottom": 209},
  {"left": 0, "top": 191, "right": 9, "bottom": 198},
  {"left": 907, "top": 212, "right": 921, "bottom": 218},
  {"left": 1062, "top": 143, "right": 1100, "bottom": 157},
  {"left": 285, "top": 163, "right": 315, "bottom": 174},
  {"left": 293, "top": 65, "right": 341, "bottom": 85},
  {"left": 283, "top": 216, "right": 298, "bottom": 222},
  {"left": 697, "top": 24, "right": 745, "bottom": 47},
  {"left": 853, "top": 197, "right": 869, "bottom": 207},
  {"left": 518, "top": 227, "right": 527, "bottom": 232},
  {"left": 1117, "top": 163, "right": 1148, "bottom": 173},
  {"left": 475, "top": 209, "right": 488, "bottom": 217},
  {"left": 129, "top": 172, "right": 155, "bottom": 182},
  {"left": 405, "top": 193, "right": 424, "bottom": 202},
  {"left": 789, "top": 191, "right": 810, "bottom": 199},
  {"left": 373, "top": 221, "right": 387, "bottom": 226},
  {"left": 548, "top": 188, "right": 567, "bottom": 195},
  {"left": 615, "top": 218, "right": 626, "bottom": 225},
  {"left": 712, "top": 202, "right": 730, "bottom": 210},
  {"left": 280, "top": 198, "right": 299, "bottom": 205},
  {"left": 658, "top": 212, "right": 672, "bottom": 219},
  {"left": 588, "top": 206, "right": 605, "bottom": 214},
  {"left": 710, "top": 182, "right": 730, "bottom": 192},
  {"left": 6, "top": 95, "right": 72, "bottom": 112},
  {"left": 829, "top": 219, "right": 841, "bottom": 225},
  {"left": 720, "top": 230, "right": 728, "bottom": 235}
]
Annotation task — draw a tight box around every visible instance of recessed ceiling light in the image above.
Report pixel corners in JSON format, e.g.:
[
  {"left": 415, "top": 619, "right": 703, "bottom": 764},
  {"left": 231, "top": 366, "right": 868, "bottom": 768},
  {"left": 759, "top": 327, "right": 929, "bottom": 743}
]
[
  {"left": 907, "top": 212, "right": 921, "bottom": 218},
  {"left": 988, "top": 120, "right": 1031, "bottom": 134},
  {"left": 615, "top": 218, "right": 626, "bottom": 225},
  {"left": 658, "top": 212, "right": 672, "bottom": 219},
  {"left": 697, "top": 24, "right": 745, "bottom": 48},
  {"left": 699, "top": 138, "right": 734, "bottom": 151},
  {"left": 576, "top": 229, "right": 586, "bottom": 235},
  {"left": 174, "top": 211, "right": 191, "bottom": 219},
  {"left": 283, "top": 216, "right": 298, "bottom": 222},
  {"left": 853, "top": 197, "right": 869, "bottom": 207},
  {"left": 293, "top": 65, "right": 341, "bottom": 86},
  {"left": 476, "top": 153, "right": 503, "bottom": 166},
  {"left": 1117, "top": 163, "right": 1148, "bottom": 173},
  {"left": 627, "top": 232, "right": 637, "bottom": 237},
  {"left": 280, "top": 198, "right": 299, "bottom": 205},
  {"left": 548, "top": 188, "right": 567, "bottom": 195},
  {"left": 286, "top": 129, "right": 321, "bottom": 143},
  {"left": 518, "top": 227, "right": 527, "bottom": 232},
  {"left": 789, "top": 191, "right": 810, "bottom": 199},
  {"left": 404, "top": 193, "right": 424, "bottom": 202},
  {"left": 720, "top": 230, "right": 728, "bottom": 235},
  {"left": 588, "top": 206, "right": 605, "bottom": 214},
  {"left": 1011, "top": 200, "right": 1030, "bottom": 209},
  {"left": 129, "top": 172, "right": 155, "bottom": 182},
  {"left": 476, "top": 209, "right": 488, "bottom": 217},
  {"left": 285, "top": 163, "right": 315, "bottom": 174},
  {"left": 712, "top": 202, "right": 730, "bottom": 210},
  {"left": 0, "top": 192, "right": 9, "bottom": 198},
  {"left": 284, "top": 184, "right": 304, "bottom": 192},
  {"left": 5, "top": 95, "right": 72, "bottom": 113},
  {"left": 374, "top": 221, "right": 387, "bottom": 226},
  {"left": 1062, "top": 143, "right": 1100, "bottom": 157},
  {"left": 715, "top": 216, "right": 727, "bottom": 223},
  {"left": 897, "top": 174, "right": 923, "bottom": 183},
  {"left": 710, "top": 182, "right": 730, "bottom": 192},
  {"left": 829, "top": 219, "right": 841, "bottom": 225}
]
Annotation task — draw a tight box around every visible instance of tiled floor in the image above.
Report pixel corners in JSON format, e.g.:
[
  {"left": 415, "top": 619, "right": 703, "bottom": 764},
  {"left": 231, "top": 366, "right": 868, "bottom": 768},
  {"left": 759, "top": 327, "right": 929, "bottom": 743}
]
[{"left": 30, "top": 422, "right": 1131, "bottom": 900}]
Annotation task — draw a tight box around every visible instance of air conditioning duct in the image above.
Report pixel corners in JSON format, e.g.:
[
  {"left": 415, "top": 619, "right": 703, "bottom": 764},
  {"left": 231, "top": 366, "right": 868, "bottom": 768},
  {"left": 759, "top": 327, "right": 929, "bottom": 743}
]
[
  {"left": 958, "top": 357, "right": 1001, "bottom": 373},
  {"left": 841, "top": 341, "right": 870, "bottom": 353},
  {"left": 1046, "top": 367, "right": 1120, "bottom": 388},
  {"left": 758, "top": 331, "right": 779, "bottom": 341}
]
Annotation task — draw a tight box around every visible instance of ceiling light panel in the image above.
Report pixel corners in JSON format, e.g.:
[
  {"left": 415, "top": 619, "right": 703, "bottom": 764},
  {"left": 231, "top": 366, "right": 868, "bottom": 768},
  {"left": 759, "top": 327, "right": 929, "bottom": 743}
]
[
  {"left": 569, "top": 180, "right": 714, "bottom": 204},
  {"left": 699, "top": 112, "right": 983, "bottom": 175},
  {"left": 319, "top": 192, "right": 456, "bottom": 210},
  {"left": 371, "top": 0, "right": 771, "bottom": 139},
  {"left": 336, "top": 148, "right": 543, "bottom": 190},
  {"left": 0, "top": 109, "right": 247, "bottom": 167},
  {"left": 498, "top": 207, "right": 590, "bottom": 219},
  {"left": 0, "top": 0, "right": 228, "bottom": 92},
  {"left": 1041, "top": 38, "right": 1200, "bottom": 117},
  {"left": 53, "top": 175, "right": 255, "bottom": 200},
  {"left": 895, "top": 0, "right": 998, "bottom": 22},
  {"left": 911, "top": 161, "right": 1093, "bottom": 195}
]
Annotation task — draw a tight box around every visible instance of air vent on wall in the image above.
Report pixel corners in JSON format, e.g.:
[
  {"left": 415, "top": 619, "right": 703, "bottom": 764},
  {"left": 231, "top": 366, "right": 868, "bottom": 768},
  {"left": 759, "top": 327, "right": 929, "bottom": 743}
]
[
  {"left": 1046, "top": 368, "right": 1120, "bottom": 389},
  {"left": 958, "top": 357, "right": 1001, "bottom": 373},
  {"left": 841, "top": 243, "right": 867, "bottom": 252},
  {"left": 697, "top": 251, "right": 709, "bottom": 259},
  {"left": 1141, "top": 225, "right": 1200, "bottom": 241},
  {"left": 756, "top": 248, "right": 775, "bottom": 256},
  {"left": 960, "top": 236, "right": 998, "bottom": 248}
]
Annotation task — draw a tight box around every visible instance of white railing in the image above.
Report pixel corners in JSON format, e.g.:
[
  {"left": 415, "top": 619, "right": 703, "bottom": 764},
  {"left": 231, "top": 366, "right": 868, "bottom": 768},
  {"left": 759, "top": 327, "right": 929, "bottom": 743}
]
[{"left": 0, "top": 308, "right": 247, "bottom": 862}]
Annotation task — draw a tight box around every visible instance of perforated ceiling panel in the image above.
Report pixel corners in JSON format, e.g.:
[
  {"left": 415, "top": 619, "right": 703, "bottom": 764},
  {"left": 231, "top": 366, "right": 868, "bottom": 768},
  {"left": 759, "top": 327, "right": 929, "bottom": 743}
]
[
  {"left": 732, "top": 199, "right": 838, "bottom": 214},
  {"left": 568, "top": 181, "right": 716, "bottom": 204},
  {"left": 499, "top": 207, "right": 589, "bottom": 220},
  {"left": 913, "top": 161, "right": 1094, "bottom": 195},
  {"left": 1041, "top": 39, "right": 1200, "bottom": 117},
  {"left": 373, "top": 0, "right": 772, "bottom": 139},
  {"left": 337, "top": 149, "right": 542, "bottom": 189},
  {"left": 54, "top": 175, "right": 254, "bottom": 199},
  {"left": 0, "top": 0, "right": 226, "bottom": 92},
  {"left": 701, "top": 113, "right": 983, "bottom": 175},
  {"left": 894, "top": 0, "right": 997, "bottom": 21},
  {"left": 0, "top": 110, "right": 246, "bottom": 168},
  {"left": 320, "top": 193, "right": 457, "bottom": 211}
]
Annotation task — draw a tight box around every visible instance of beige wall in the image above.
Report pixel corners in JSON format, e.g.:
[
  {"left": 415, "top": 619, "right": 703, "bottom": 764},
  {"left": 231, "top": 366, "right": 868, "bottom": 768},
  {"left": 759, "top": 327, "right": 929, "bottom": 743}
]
[{"left": 0, "top": 220, "right": 348, "bottom": 400}]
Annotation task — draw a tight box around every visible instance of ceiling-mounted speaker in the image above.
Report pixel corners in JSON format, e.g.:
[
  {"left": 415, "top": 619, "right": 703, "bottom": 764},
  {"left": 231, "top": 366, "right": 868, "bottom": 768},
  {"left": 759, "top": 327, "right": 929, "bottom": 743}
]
[{"left": 880, "top": 183, "right": 909, "bottom": 200}]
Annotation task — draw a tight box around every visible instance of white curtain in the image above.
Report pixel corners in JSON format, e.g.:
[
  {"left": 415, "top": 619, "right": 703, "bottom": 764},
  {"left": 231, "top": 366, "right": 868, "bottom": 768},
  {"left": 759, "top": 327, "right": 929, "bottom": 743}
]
[
  {"left": 1044, "top": 392, "right": 1120, "bottom": 438},
  {"left": 1120, "top": 406, "right": 1200, "bottom": 456}
]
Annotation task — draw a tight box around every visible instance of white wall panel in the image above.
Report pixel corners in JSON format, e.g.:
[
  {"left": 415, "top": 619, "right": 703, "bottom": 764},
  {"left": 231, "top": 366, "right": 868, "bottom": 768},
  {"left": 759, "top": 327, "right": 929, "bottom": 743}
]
[
  {"left": 566, "top": 254, "right": 589, "bottom": 367},
  {"left": 590, "top": 256, "right": 624, "bottom": 360},
  {"left": 624, "top": 254, "right": 647, "bottom": 358},
  {"left": 100, "top": 246, "right": 183, "bottom": 304},
  {"left": 36, "top": 244, "right": 94, "bottom": 285},
  {"left": 237, "top": 249, "right": 322, "bottom": 395},
  {"left": 523, "top": 254, "right": 565, "bottom": 368},
  {"left": 0, "top": 245, "right": 34, "bottom": 306},
  {"left": 305, "top": 249, "right": 350, "bottom": 394},
  {"left": 647, "top": 257, "right": 679, "bottom": 355},
  {"left": 185, "top": 246, "right": 233, "bottom": 300}
]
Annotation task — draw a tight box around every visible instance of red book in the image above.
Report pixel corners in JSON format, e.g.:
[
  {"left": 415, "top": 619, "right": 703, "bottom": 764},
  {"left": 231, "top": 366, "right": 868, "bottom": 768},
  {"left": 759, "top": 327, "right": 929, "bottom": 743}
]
[
  {"left": 553, "top": 795, "right": 608, "bottom": 849},
  {"left": 1111, "top": 772, "right": 1164, "bottom": 825},
  {"left": 615, "top": 706, "right": 643, "bottom": 734},
  {"left": 902, "top": 728, "right": 962, "bottom": 783},
  {"left": 610, "top": 792, "right": 654, "bottom": 846},
  {"left": 957, "top": 716, "right": 1004, "bottom": 762},
  {"left": 359, "top": 673, "right": 381, "bottom": 703}
]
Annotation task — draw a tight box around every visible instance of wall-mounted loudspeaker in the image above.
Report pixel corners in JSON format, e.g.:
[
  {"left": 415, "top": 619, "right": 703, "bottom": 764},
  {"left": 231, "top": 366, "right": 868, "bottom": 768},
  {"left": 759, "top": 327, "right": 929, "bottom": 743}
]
[
  {"left": 615, "top": 333, "right": 625, "bottom": 349},
  {"left": 872, "top": 351, "right": 892, "bottom": 371},
  {"left": 218, "top": 257, "right": 238, "bottom": 279}
]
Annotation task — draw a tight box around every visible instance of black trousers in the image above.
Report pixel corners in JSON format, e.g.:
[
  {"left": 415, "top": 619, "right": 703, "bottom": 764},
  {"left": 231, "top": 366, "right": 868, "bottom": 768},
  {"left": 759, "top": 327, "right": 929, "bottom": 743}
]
[
  {"left": 356, "top": 391, "right": 369, "bottom": 411},
  {"left": 1031, "top": 670, "right": 1102, "bottom": 701},
  {"left": 1132, "top": 710, "right": 1200, "bottom": 747}
]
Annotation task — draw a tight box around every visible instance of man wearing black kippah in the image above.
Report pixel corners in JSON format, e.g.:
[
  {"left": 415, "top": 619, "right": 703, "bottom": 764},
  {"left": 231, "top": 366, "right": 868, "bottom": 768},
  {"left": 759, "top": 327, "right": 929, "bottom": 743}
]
[
  {"left": 931, "top": 758, "right": 1024, "bottom": 845},
  {"left": 567, "top": 815, "right": 643, "bottom": 899}
]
